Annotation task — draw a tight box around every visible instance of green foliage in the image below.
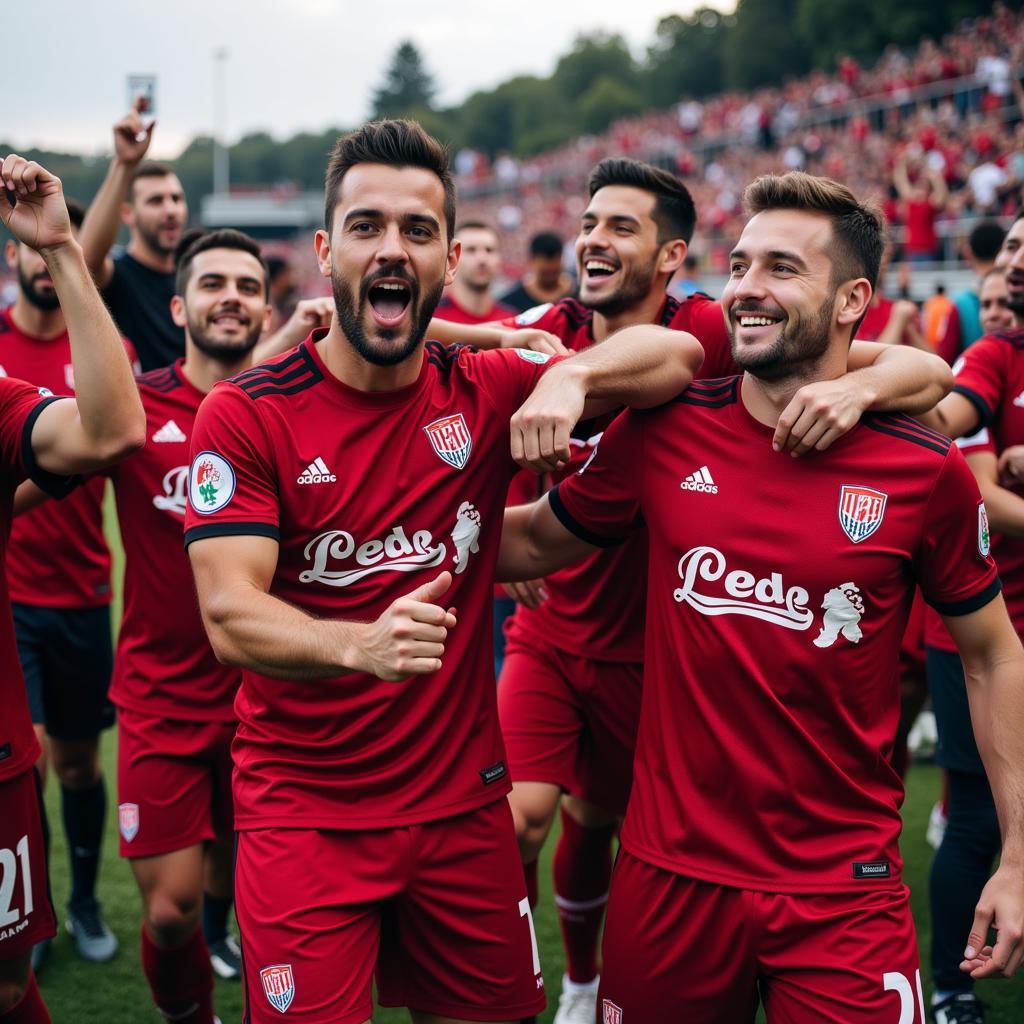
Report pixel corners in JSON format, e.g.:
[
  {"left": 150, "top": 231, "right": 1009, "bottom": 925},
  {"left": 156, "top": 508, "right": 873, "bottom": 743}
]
[
  {"left": 578, "top": 76, "right": 647, "bottom": 135},
  {"left": 553, "top": 32, "right": 641, "bottom": 102},
  {"left": 725, "top": 0, "right": 811, "bottom": 91},
  {"left": 645, "top": 9, "right": 734, "bottom": 106},
  {"left": 370, "top": 40, "right": 437, "bottom": 120}
]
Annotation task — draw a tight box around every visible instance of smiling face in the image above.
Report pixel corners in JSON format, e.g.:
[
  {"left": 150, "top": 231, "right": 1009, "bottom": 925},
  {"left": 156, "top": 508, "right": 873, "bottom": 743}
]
[
  {"left": 575, "top": 185, "right": 671, "bottom": 316},
  {"left": 317, "top": 163, "right": 458, "bottom": 368},
  {"left": 979, "top": 270, "right": 1015, "bottom": 334},
  {"left": 996, "top": 216, "right": 1024, "bottom": 319},
  {"left": 722, "top": 208, "right": 869, "bottom": 382},
  {"left": 126, "top": 173, "right": 187, "bottom": 256},
  {"left": 172, "top": 247, "right": 270, "bottom": 362}
]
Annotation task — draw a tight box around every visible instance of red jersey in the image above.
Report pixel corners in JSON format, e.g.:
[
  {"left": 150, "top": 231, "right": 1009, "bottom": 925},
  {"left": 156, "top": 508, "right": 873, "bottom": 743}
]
[
  {"left": 184, "top": 333, "right": 553, "bottom": 831},
  {"left": 504, "top": 294, "right": 733, "bottom": 662},
  {"left": 107, "top": 362, "right": 240, "bottom": 722},
  {"left": 434, "top": 293, "right": 516, "bottom": 325},
  {"left": 554, "top": 377, "right": 998, "bottom": 893},
  {"left": 0, "top": 308, "right": 116, "bottom": 607},
  {"left": 0, "top": 378, "right": 77, "bottom": 783}
]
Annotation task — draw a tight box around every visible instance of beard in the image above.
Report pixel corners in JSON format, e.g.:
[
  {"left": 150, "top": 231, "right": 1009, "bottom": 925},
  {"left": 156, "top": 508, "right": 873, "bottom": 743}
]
[
  {"left": 18, "top": 266, "right": 59, "bottom": 312},
  {"left": 580, "top": 257, "right": 658, "bottom": 317},
  {"left": 728, "top": 296, "right": 835, "bottom": 383},
  {"left": 332, "top": 264, "right": 443, "bottom": 368},
  {"left": 136, "top": 218, "right": 179, "bottom": 257},
  {"left": 1005, "top": 286, "right": 1024, "bottom": 319},
  {"left": 187, "top": 312, "right": 262, "bottom": 363}
]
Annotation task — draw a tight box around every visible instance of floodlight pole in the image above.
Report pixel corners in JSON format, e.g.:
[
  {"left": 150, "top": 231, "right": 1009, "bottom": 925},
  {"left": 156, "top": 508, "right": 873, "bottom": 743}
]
[{"left": 213, "top": 47, "right": 230, "bottom": 195}]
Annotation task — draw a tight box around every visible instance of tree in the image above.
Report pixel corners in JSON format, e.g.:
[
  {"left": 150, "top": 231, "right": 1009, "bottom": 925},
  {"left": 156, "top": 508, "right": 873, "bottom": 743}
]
[
  {"left": 553, "top": 32, "right": 642, "bottom": 102},
  {"left": 578, "top": 76, "right": 647, "bottom": 135},
  {"left": 370, "top": 41, "right": 437, "bottom": 119},
  {"left": 724, "top": 0, "right": 810, "bottom": 91},
  {"left": 645, "top": 9, "right": 733, "bottom": 106}
]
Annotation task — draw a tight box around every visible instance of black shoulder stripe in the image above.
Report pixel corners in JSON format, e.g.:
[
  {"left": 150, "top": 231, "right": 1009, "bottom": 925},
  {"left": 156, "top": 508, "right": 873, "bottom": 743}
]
[
  {"left": 675, "top": 376, "right": 740, "bottom": 407},
  {"left": 548, "top": 486, "right": 626, "bottom": 549},
  {"left": 872, "top": 412, "right": 951, "bottom": 447},
  {"left": 136, "top": 366, "right": 180, "bottom": 393},
  {"left": 951, "top": 384, "right": 993, "bottom": 427},
  {"left": 660, "top": 295, "right": 680, "bottom": 327},
  {"left": 862, "top": 418, "right": 950, "bottom": 456},
  {"left": 990, "top": 328, "right": 1024, "bottom": 349},
  {"left": 234, "top": 347, "right": 323, "bottom": 400}
]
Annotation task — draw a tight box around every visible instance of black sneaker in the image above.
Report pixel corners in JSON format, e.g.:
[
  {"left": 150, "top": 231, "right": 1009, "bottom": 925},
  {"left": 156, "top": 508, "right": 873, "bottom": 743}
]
[
  {"left": 65, "top": 901, "right": 119, "bottom": 962},
  {"left": 209, "top": 934, "right": 242, "bottom": 980},
  {"left": 933, "top": 992, "right": 986, "bottom": 1024}
]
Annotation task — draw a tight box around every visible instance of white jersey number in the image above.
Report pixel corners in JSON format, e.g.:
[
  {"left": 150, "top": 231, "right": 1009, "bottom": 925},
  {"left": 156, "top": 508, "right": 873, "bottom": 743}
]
[
  {"left": 519, "top": 896, "right": 541, "bottom": 976},
  {"left": 0, "top": 835, "right": 34, "bottom": 927},
  {"left": 883, "top": 970, "right": 925, "bottom": 1023}
]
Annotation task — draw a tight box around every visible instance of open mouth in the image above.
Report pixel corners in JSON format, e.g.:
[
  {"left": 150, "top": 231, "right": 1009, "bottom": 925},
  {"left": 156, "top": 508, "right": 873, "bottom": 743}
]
[
  {"left": 367, "top": 279, "right": 412, "bottom": 327},
  {"left": 582, "top": 256, "right": 619, "bottom": 285},
  {"left": 210, "top": 311, "right": 249, "bottom": 330},
  {"left": 731, "top": 306, "right": 785, "bottom": 334}
]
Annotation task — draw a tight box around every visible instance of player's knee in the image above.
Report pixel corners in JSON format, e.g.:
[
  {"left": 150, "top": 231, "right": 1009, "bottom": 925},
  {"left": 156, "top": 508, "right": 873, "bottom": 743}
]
[
  {"left": 145, "top": 891, "right": 202, "bottom": 947},
  {"left": 52, "top": 748, "right": 100, "bottom": 790},
  {"left": 0, "top": 976, "right": 29, "bottom": 1014}
]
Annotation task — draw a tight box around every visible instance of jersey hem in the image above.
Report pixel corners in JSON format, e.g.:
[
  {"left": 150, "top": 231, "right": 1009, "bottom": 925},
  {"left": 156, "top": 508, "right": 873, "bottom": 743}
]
[
  {"left": 111, "top": 692, "right": 237, "bottom": 724},
  {"left": 928, "top": 575, "right": 1001, "bottom": 616},
  {"left": 184, "top": 521, "right": 280, "bottom": 547},
  {"left": 504, "top": 623, "right": 644, "bottom": 664}
]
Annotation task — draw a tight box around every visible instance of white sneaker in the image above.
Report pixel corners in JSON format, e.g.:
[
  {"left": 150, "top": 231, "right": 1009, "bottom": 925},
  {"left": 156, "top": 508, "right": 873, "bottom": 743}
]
[
  {"left": 926, "top": 801, "right": 948, "bottom": 850},
  {"left": 554, "top": 974, "right": 599, "bottom": 1024}
]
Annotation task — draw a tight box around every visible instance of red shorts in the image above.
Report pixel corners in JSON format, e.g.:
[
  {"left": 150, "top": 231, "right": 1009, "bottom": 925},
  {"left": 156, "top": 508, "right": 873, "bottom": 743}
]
[
  {"left": 497, "top": 639, "right": 641, "bottom": 815},
  {"left": 599, "top": 850, "right": 924, "bottom": 1024},
  {"left": 117, "top": 707, "right": 234, "bottom": 858},
  {"left": 0, "top": 770, "right": 56, "bottom": 958},
  {"left": 235, "top": 799, "right": 545, "bottom": 1023}
]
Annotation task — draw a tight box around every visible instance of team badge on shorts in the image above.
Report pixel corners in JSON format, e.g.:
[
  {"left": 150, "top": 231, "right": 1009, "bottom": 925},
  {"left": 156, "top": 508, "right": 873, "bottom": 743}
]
[
  {"left": 423, "top": 414, "right": 473, "bottom": 470},
  {"left": 838, "top": 485, "right": 887, "bottom": 544},
  {"left": 118, "top": 803, "right": 139, "bottom": 843},
  {"left": 188, "top": 451, "right": 236, "bottom": 514},
  {"left": 602, "top": 999, "right": 623, "bottom": 1024},
  {"left": 260, "top": 964, "right": 295, "bottom": 1014}
]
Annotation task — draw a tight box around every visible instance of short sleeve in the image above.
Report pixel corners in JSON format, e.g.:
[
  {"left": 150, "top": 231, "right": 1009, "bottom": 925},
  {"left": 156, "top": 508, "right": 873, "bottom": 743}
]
[
  {"left": 951, "top": 336, "right": 1012, "bottom": 427},
  {"left": 956, "top": 425, "right": 996, "bottom": 458},
  {"left": 0, "top": 377, "right": 78, "bottom": 497},
  {"left": 675, "top": 298, "right": 737, "bottom": 379},
  {"left": 184, "top": 384, "right": 280, "bottom": 547},
  {"left": 915, "top": 445, "right": 1001, "bottom": 616},
  {"left": 459, "top": 347, "right": 563, "bottom": 422},
  {"left": 549, "top": 407, "right": 645, "bottom": 547}
]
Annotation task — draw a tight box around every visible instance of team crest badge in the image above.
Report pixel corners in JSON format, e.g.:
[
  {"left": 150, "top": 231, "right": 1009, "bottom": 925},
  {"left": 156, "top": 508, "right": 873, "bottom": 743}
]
[
  {"left": 602, "top": 999, "right": 623, "bottom": 1024},
  {"left": 260, "top": 964, "right": 295, "bottom": 1014},
  {"left": 188, "top": 451, "right": 236, "bottom": 514},
  {"left": 838, "top": 485, "right": 888, "bottom": 544},
  {"left": 515, "top": 348, "right": 551, "bottom": 364},
  {"left": 118, "top": 803, "right": 139, "bottom": 843},
  {"left": 424, "top": 414, "right": 473, "bottom": 470},
  {"left": 978, "top": 501, "right": 991, "bottom": 557}
]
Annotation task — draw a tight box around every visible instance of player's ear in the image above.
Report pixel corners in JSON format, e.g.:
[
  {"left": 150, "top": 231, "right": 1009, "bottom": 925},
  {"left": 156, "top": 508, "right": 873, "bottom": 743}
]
[
  {"left": 314, "top": 229, "right": 332, "bottom": 278},
  {"left": 445, "top": 238, "right": 461, "bottom": 288},
  {"left": 659, "top": 239, "right": 687, "bottom": 278},
  {"left": 3, "top": 240, "right": 15, "bottom": 269},
  {"left": 170, "top": 294, "right": 187, "bottom": 329},
  {"left": 837, "top": 278, "right": 872, "bottom": 328}
]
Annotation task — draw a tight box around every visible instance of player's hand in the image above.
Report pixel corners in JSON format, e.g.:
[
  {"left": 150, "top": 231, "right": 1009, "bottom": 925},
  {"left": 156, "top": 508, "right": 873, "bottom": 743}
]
[
  {"left": 889, "top": 299, "right": 919, "bottom": 329},
  {"left": 501, "top": 579, "right": 548, "bottom": 609},
  {"left": 773, "top": 377, "right": 871, "bottom": 457},
  {"left": 0, "top": 156, "right": 73, "bottom": 252},
  {"left": 960, "top": 865, "right": 1024, "bottom": 979},
  {"left": 511, "top": 363, "right": 586, "bottom": 472},
  {"left": 276, "top": 297, "right": 335, "bottom": 348},
  {"left": 998, "top": 445, "right": 1024, "bottom": 486},
  {"left": 359, "top": 571, "right": 457, "bottom": 681},
  {"left": 113, "top": 101, "right": 155, "bottom": 164},
  {"left": 500, "top": 328, "right": 571, "bottom": 358}
]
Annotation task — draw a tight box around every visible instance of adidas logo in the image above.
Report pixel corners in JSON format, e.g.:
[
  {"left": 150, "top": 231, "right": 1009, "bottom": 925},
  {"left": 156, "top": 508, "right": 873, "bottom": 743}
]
[
  {"left": 152, "top": 420, "right": 187, "bottom": 443},
  {"left": 681, "top": 465, "right": 718, "bottom": 494},
  {"left": 297, "top": 457, "right": 337, "bottom": 485}
]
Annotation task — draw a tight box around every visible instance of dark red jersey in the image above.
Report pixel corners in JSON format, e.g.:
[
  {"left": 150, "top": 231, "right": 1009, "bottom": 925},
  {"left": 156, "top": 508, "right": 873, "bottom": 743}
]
[
  {"left": 0, "top": 308, "right": 120, "bottom": 607},
  {"left": 554, "top": 377, "right": 998, "bottom": 893},
  {"left": 184, "top": 333, "right": 553, "bottom": 831},
  {"left": 434, "top": 293, "right": 516, "bottom": 325},
  {"left": 0, "top": 378, "right": 77, "bottom": 783},
  {"left": 504, "top": 294, "right": 731, "bottom": 662},
  {"left": 107, "top": 361, "right": 240, "bottom": 722}
]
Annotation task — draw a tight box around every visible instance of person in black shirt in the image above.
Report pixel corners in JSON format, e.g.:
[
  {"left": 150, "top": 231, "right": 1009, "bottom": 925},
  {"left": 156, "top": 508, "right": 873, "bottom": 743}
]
[
  {"left": 80, "top": 103, "right": 187, "bottom": 370},
  {"left": 500, "top": 230, "right": 575, "bottom": 313}
]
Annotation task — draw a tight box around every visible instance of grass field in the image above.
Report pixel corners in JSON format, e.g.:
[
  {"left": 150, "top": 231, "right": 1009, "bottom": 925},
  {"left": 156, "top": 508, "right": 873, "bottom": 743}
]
[{"left": 30, "top": 498, "right": 1024, "bottom": 1021}]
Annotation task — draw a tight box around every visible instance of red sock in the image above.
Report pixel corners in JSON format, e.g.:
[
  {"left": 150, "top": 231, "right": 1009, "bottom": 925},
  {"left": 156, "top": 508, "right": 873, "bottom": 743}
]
[
  {"left": 553, "top": 807, "right": 615, "bottom": 984},
  {"left": 523, "top": 857, "right": 539, "bottom": 909},
  {"left": 141, "top": 924, "right": 215, "bottom": 1024},
  {"left": 0, "top": 974, "right": 50, "bottom": 1024}
]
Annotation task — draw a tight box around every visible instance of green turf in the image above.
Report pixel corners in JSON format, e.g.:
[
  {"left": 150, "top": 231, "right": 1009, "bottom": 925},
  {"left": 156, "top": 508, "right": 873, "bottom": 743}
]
[{"left": 30, "top": 496, "right": 1024, "bottom": 1021}]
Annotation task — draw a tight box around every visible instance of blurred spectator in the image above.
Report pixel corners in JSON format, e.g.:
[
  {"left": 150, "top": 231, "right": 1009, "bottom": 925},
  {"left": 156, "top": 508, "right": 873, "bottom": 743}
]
[
  {"left": 942, "top": 219, "right": 1006, "bottom": 359},
  {"left": 266, "top": 255, "right": 299, "bottom": 334},
  {"left": 435, "top": 222, "right": 516, "bottom": 324},
  {"left": 977, "top": 265, "right": 1016, "bottom": 334},
  {"left": 923, "top": 284, "right": 956, "bottom": 349},
  {"left": 500, "top": 231, "right": 574, "bottom": 313},
  {"left": 893, "top": 149, "right": 949, "bottom": 262}
]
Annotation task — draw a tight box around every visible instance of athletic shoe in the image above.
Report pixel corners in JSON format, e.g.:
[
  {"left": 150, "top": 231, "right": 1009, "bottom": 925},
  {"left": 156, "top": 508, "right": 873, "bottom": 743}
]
[
  {"left": 926, "top": 800, "right": 949, "bottom": 850},
  {"left": 554, "top": 974, "right": 599, "bottom": 1024},
  {"left": 209, "top": 934, "right": 243, "bottom": 980},
  {"left": 30, "top": 936, "right": 51, "bottom": 974},
  {"left": 66, "top": 901, "right": 119, "bottom": 962},
  {"left": 932, "top": 991, "right": 986, "bottom": 1024}
]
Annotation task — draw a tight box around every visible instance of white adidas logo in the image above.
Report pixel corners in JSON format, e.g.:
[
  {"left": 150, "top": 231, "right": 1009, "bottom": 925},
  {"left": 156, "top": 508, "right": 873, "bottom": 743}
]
[
  {"left": 681, "top": 465, "right": 718, "bottom": 494},
  {"left": 297, "top": 457, "right": 337, "bottom": 485},
  {"left": 152, "top": 420, "right": 187, "bottom": 443}
]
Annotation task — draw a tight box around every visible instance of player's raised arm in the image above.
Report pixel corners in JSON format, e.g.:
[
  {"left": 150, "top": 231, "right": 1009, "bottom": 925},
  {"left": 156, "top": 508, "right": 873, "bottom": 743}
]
[
  {"left": 189, "top": 533, "right": 457, "bottom": 682},
  {"left": 511, "top": 324, "right": 702, "bottom": 472},
  {"left": 0, "top": 155, "right": 145, "bottom": 472}
]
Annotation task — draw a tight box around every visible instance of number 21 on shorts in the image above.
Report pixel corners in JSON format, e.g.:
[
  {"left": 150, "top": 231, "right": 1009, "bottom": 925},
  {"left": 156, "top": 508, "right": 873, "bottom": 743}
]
[{"left": 0, "top": 835, "right": 34, "bottom": 932}]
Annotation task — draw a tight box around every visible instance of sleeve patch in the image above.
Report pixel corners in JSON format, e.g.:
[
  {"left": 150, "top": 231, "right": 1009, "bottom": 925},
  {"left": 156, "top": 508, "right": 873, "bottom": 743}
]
[
  {"left": 515, "top": 349, "right": 551, "bottom": 364},
  {"left": 978, "top": 501, "right": 991, "bottom": 558},
  {"left": 189, "top": 451, "right": 237, "bottom": 514},
  {"left": 515, "top": 303, "right": 553, "bottom": 326}
]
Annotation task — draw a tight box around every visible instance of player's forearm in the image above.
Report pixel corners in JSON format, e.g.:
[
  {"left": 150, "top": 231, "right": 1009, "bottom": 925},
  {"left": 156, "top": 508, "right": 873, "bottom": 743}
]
[
  {"left": 496, "top": 499, "right": 594, "bottom": 581},
  {"left": 976, "top": 477, "right": 1024, "bottom": 537},
  {"left": 79, "top": 157, "right": 134, "bottom": 279},
  {"left": 428, "top": 317, "right": 508, "bottom": 348},
  {"left": 847, "top": 343, "right": 953, "bottom": 414},
  {"left": 570, "top": 325, "right": 703, "bottom": 409}
]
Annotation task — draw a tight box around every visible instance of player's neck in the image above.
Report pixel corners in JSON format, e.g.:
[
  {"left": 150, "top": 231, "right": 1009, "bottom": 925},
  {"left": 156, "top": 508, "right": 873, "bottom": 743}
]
[
  {"left": 741, "top": 353, "right": 848, "bottom": 429},
  {"left": 9, "top": 297, "right": 66, "bottom": 341},
  {"left": 180, "top": 347, "right": 252, "bottom": 394},
  {"left": 449, "top": 281, "right": 494, "bottom": 317},
  {"left": 319, "top": 324, "right": 424, "bottom": 392},
  {"left": 591, "top": 288, "right": 666, "bottom": 342},
  {"left": 127, "top": 237, "right": 175, "bottom": 274}
]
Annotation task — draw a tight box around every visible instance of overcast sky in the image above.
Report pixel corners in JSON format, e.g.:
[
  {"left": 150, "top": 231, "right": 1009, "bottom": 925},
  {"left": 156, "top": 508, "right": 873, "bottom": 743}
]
[{"left": 4, "top": 0, "right": 730, "bottom": 157}]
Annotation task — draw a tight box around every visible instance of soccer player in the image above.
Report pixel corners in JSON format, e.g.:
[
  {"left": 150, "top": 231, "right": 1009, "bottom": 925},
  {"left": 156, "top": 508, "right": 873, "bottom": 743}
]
[
  {"left": 79, "top": 101, "right": 187, "bottom": 369},
  {"left": 2, "top": 199, "right": 136, "bottom": 968},
  {"left": 434, "top": 221, "right": 516, "bottom": 324},
  {"left": 183, "top": 119, "right": 702, "bottom": 1024},
  {"left": 0, "top": 153, "right": 144, "bottom": 1024},
  {"left": 498, "top": 171, "right": 1024, "bottom": 1023}
]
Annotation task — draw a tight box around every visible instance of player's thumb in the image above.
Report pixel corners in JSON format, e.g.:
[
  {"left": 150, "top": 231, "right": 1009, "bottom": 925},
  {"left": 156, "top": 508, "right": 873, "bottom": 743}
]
[{"left": 407, "top": 570, "right": 453, "bottom": 605}]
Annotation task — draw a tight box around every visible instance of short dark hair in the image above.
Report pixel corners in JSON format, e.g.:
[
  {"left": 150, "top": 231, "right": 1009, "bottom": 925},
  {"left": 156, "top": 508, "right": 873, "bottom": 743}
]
[
  {"left": 65, "top": 198, "right": 85, "bottom": 231},
  {"left": 128, "top": 161, "right": 178, "bottom": 202},
  {"left": 587, "top": 158, "right": 697, "bottom": 245},
  {"left": 455, "top": 220, "right": 496, "bottom": 236},
  {"left": 266, "top": 255, "right": 291, "bottom": 282},
  {"left": 529, "top": 231, "right": 563, "bottom": 258},
  {"left": 324, "top": 119, "right": 455, "bottom": 239},
  {"left": 175, "top": 229, "right": 269, "bottom": 299},
  {"left": 743, "top": 172, "right": 885, "bottom": 290},
  {"left": 968, "top": 220, "right": 1006, "bottom": 262}
]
